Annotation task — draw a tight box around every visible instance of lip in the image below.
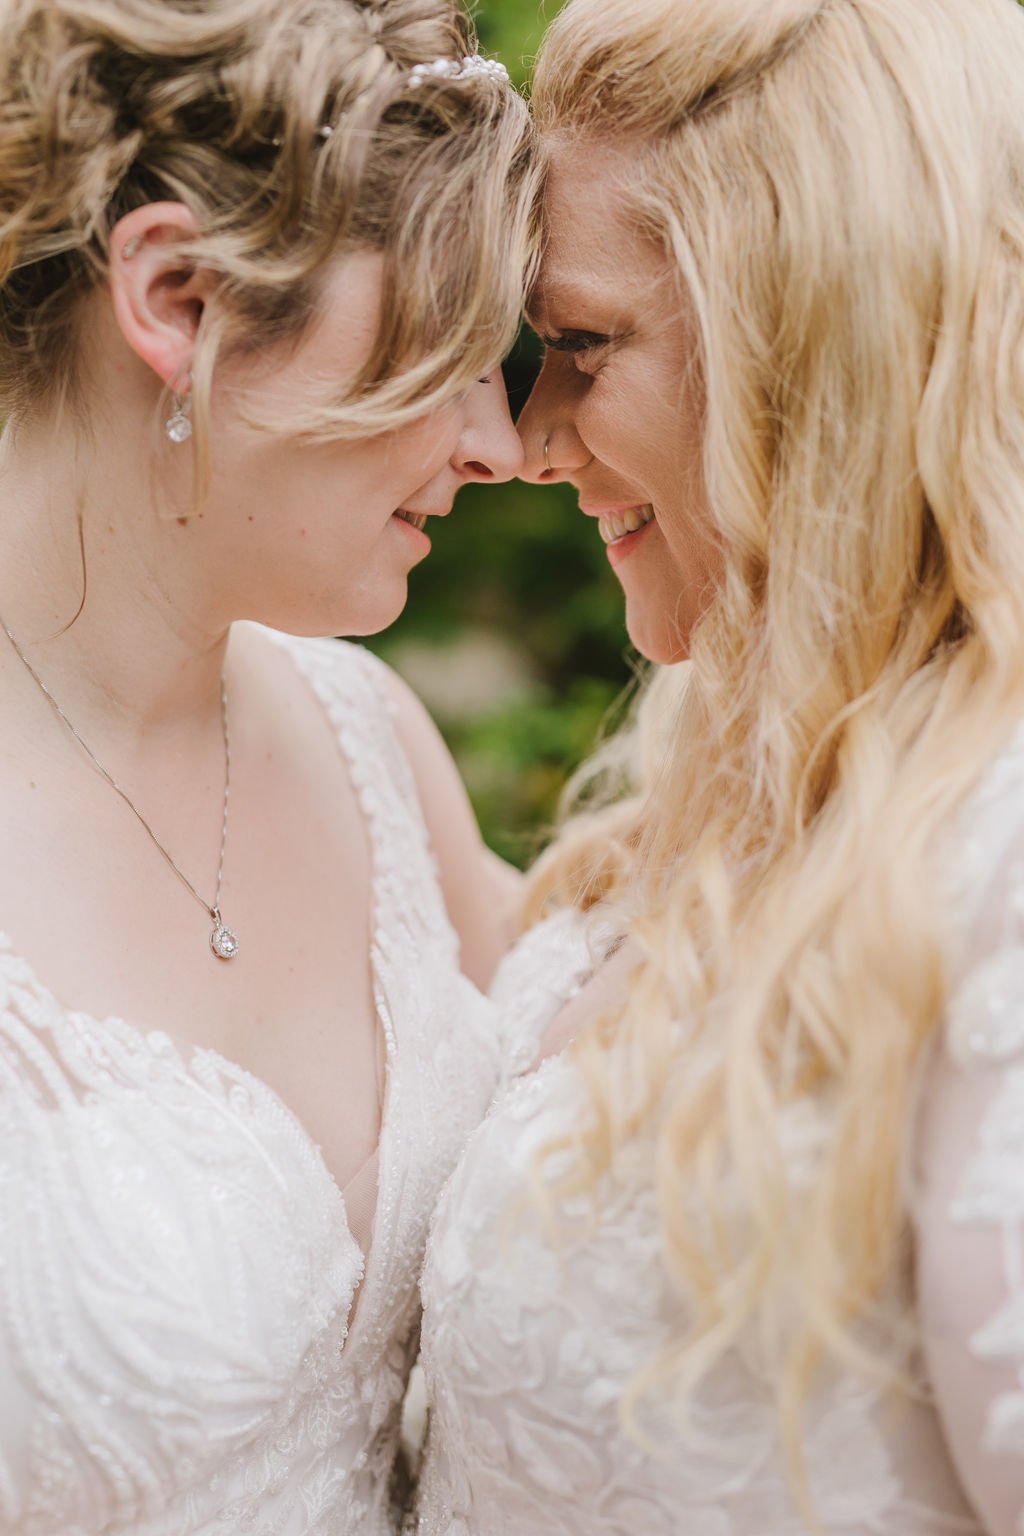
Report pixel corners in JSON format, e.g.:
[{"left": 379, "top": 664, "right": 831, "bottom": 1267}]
[
  {"left": 604, "top": 516, "right": 657, "bottom": 569},
  {"left": 391, "top": 511, "right": 432, "bottom": 551}
]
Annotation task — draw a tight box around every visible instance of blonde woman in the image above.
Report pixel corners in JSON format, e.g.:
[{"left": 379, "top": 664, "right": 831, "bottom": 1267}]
[
  {"left": 415, "top": 0, "right": 1024, "bottom": 1532},
  {"left": 0, "top": 1, "right": 537, "bottom": 1531}
]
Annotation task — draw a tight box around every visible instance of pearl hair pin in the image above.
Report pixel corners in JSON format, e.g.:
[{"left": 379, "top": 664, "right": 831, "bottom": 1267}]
[
  {"left": 273, "top": 54, "right": 510, "bottom": 146},
  {"left": 407, "top": 54, "right": 511, "bottom": 88}
]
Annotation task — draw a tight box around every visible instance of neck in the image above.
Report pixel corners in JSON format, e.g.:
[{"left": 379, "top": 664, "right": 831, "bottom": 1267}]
[{"left": 0, "top": 410, "right": 231, "bottom": 745}]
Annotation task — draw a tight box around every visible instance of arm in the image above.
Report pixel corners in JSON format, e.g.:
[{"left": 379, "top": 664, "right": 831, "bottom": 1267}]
[
  {"left": 914, "top": 941, "right": 1024, "bottom": 1533},
  {"left": 379, "top": 664, "right": 524, "bottom": 991}
]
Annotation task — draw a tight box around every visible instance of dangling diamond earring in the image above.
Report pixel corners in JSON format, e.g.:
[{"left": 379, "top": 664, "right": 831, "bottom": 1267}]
[{"left": 165, "top": 388, "right": 193, "bottom": 444}]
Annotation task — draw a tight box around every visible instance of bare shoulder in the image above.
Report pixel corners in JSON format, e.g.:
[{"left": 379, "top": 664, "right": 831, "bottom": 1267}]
[
  {"left": 372, "top": 659, "right": 460, "bottom": 778},
  {"left": 370, "top": 658, "right": 524, "bottom": 990},
  {"left": 227, "top": 625, "right": 521, "bottom": 987}
]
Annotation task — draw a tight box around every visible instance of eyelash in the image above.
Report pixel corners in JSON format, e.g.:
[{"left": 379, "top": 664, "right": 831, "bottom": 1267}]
[
  {"left": 542, "top": 331, "right": 612, "bottom": 357},
  {"left": 541, "top": 331, "right": 615, "bottom": 374}
]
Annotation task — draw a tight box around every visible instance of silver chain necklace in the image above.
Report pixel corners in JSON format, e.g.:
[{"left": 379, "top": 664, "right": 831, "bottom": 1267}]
[{"left": 0, "top": 615, "right": 240, "bottom": 962}]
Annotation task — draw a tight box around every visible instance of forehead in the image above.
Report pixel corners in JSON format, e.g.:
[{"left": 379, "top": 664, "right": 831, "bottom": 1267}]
[{"left": 533, "top": 138, "right": 665, "bottom": 319}]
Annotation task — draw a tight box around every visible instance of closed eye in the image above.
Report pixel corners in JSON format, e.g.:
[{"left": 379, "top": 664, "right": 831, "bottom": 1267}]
[{"left": 540, "top": 330, "right": 613, "bottom": 355}]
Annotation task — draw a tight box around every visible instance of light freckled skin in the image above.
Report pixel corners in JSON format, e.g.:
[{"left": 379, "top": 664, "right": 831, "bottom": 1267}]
[
  {"left": 518, "top": 141, "right": 723, "bottom": 664},
  {"left": 197, "top": 252, "right": 508, "bottom": 639}
]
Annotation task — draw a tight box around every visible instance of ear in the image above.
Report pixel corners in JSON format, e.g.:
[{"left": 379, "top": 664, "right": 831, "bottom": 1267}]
[{"left": 108, "top": 203, "right": 216, "bottom": 393}]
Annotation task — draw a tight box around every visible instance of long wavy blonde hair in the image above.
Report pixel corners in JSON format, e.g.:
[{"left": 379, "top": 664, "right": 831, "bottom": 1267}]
[
  {"left": 528, "top": 0, "right": 1024, "bottom": 1486},
  {"left": 0, "top": 0, "right": 538, "bottom": 465}
]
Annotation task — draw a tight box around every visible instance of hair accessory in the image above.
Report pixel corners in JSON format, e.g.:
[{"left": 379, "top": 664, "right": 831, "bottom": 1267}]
[
  {"left": 165, "top": 388, "right": 193, "bottom": 445},
  {"left": 408, "top": 54, "right": 511, "bottom": 89},
  {"left": 272, "top": 54, "right": 510, "bottom": 147}
]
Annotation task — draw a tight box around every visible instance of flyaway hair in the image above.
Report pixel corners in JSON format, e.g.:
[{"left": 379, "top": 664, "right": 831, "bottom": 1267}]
[{"left": 527, "top": 0, "right": 1024, "bottom": 1509}]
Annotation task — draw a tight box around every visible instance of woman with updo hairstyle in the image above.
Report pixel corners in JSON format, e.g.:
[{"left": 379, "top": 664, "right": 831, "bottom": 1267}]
[
  {"left": 414, "top": 0, "right": 1024, "bottom": 1532},
  {"left": 0, "top": 0, "right": 536, "bottom": 1531}
]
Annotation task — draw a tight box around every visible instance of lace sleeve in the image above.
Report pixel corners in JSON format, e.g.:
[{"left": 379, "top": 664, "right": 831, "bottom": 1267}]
[
  {"left": 487, "top": 906, "right": 625, "bottom": 1079},
  {"left": 913, "top": 739, "right": 1024, "bottom": 1535}
]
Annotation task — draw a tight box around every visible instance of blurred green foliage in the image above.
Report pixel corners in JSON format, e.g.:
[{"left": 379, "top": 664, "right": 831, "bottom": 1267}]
[
  {"left": 472, "top": 0, "right": 556, "bottom": 82},
  {"left": 367, "top": 2, "right": 634, "bottom": 865}
]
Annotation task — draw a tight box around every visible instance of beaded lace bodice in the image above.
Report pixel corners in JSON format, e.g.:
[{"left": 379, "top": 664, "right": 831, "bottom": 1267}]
[
  {"left": 0, "top": 632, "right": 500, "bottom": 1536},
  {"left": 415, "top": 722, "right": 1024, "bottom": 1536}
]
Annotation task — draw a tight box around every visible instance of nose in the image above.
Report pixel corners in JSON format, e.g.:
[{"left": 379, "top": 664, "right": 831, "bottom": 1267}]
[
  {"left": 453, "top": 372, "right": 524, "bottom": 485},
  {"left": 516, "top": 358, "right": 591, "bottom": 486}
]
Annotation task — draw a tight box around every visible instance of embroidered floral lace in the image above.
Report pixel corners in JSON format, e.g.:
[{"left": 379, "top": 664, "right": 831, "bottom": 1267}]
[
  {"left": 0, "top": 633, "right": 500, "bottom": 1536},
  {"left": 415, "top": 726, "right": 1024, "bottom": 1536}
]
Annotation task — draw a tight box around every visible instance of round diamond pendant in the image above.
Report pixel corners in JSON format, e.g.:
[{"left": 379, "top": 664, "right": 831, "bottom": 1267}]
[
  {"left": 210, "top": 923, "right": 240, "bottom": 961},
  {"left": 165, "top": 410, "right": 193, "bottom": 445}
]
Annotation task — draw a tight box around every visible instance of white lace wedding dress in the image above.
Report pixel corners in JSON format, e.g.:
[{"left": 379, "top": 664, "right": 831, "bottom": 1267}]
[
  {"left": 0, "top": 633, "right": 501, "bottom": 1536},
  {"left": 415, "top": 721, "right": 1024, "bottom": 1536}
]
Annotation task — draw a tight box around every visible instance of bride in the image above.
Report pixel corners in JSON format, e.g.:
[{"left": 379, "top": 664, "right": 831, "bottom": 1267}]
[
  {"left": 415, "top": 0, "right": 1024, "bottom": 1532},
  {"left": 0, "top": 0, "right": 536, "bottom": 1532}
]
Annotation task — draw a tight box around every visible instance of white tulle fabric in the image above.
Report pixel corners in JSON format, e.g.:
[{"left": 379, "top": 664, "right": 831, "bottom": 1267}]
[
  {"left": 0, "top": 633, "right": 500, "bottom": 1536},
  {"left": 415, "top": 722, "right": 1024, "bottom": 1536}
]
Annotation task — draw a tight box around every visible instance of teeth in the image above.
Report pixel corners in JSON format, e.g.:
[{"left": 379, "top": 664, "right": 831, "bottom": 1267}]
[
  {"left": 395, "top": 510, "right": 428, "bottom": 531},
  {"left": 598, "top": 506, "right": 655, "bottom": 545}
]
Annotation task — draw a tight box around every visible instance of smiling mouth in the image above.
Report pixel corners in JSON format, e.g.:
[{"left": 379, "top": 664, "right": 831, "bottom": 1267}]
[
  {"left": 394, "top": 509, "right": 429, "bottom": 531},
  {"left": 598, "top": 506, "right": 656, "bottom": 545}
]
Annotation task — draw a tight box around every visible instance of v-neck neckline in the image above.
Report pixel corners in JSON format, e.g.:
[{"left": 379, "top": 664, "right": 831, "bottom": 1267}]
[{"left": 0, "top": 632, "right": 399, "bottom": 1355}]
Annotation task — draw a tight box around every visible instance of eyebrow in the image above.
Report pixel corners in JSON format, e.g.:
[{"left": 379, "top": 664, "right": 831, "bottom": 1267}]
[{"left": 526, "top": 275, "right": 623, "bottom": 331}]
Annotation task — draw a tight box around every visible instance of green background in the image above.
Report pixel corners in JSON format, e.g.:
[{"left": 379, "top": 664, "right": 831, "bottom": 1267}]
[{"left": 368, "top": 0, "right": 636, "bottom": 866}]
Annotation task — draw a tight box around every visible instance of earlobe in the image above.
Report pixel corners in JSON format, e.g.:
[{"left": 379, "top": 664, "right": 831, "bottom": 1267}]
[{"left": 109, "top": 202, "right": 212, "bottom": 392}]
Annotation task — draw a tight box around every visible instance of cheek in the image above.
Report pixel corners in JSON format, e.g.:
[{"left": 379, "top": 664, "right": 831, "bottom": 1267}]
[
  {"left": 576, "top": 379, "right": 639, "bottom": 458},
  {"left": 387, "top": 406, "right": 462, "bottom": 482},
  {"left": 608, "top": 415, "right": 720, "bottom": 657},
  {"left": 653, "top": 421, "right": 716, "bottom": 584},
  {"left": 576, "top": 368, "right": 684, "bottom": 481}
]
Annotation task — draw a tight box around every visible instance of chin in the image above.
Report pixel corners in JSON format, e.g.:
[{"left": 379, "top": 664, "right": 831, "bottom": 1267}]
[
  {"left": 330, "top": 587, "right": 411, "bottom": 640},
  {"left": 256, "top": 583, "right": 410, "bottom": 642},
  {"left": 626, "top": 611, "right": 691, "bottom": 666}
]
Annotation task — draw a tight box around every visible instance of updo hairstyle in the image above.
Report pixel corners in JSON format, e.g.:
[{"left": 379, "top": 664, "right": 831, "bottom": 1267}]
[{"left": 0, "top": 0, "right": 537, "bottom": 452}]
